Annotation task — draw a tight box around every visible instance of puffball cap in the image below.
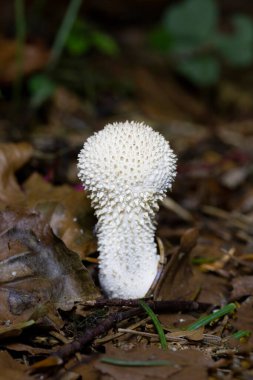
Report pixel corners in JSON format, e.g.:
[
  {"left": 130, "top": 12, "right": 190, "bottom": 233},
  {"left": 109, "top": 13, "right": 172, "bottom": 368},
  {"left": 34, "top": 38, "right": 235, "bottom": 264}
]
[{"left": 77, "top": 121, "right": 177, "bottom": 200}]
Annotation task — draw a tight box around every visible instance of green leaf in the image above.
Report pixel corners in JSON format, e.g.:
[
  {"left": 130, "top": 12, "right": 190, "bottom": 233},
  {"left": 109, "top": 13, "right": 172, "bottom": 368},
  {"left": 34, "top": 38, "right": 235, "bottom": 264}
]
[
  {"left": 28, "top": 74, "right": 56, "bottom": 107},
  {"left": 149, "top": 28, "right": 173, "bottom": 51},
  {"left": 232, "top": 330, "right": 251, "bottom": 340},
  {"left": 186, "top": 303, "right": 236, "bottom": 331},
  {"left": 177, "top": 56, "right": 220, "bottom": 86},
  {"left": 163, "top": 0, "right": 218, "bottom": 42},
  {"left": 48, "top": 0, "right": 82, "bottom": 69},
  {"left": 66, "top": 19, "right": 91, "bottom": 55},
  {"left": 66, "top": 18, "right": 118, "bottom": 56},
  {"left": 66, "top": 33, "right": 91, "bottom": 55},
  {"left": 91, "top": 31, "right": 119, "bottom": 56},
  {"left": 139, "top": 300, "right": 167, "bottom": 350},
  {"left": 215, "top": 15, "right": 253, "bottom": 66}
]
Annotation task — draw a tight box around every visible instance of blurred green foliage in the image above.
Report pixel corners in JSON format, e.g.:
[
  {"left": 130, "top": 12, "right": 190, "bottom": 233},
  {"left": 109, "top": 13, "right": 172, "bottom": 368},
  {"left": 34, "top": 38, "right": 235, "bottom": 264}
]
[
  {"left": 150, "top": 0, "right": 253, "bottom": 86},
  {"left": 28, "top": 74, "right": 56, "bottom": 107},
  {"left": 66, "top": 19, "right": 119, "bottom": 56},
  {"left": 28, "top": 15, "right": 118, "bottom": 108}
]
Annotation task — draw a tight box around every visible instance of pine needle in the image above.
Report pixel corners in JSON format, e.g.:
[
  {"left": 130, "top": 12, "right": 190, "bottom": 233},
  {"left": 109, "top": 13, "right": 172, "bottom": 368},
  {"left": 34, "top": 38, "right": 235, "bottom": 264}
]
[
  {"left": 186, "top": 303, "right": 236, "bottom": 331},
  {"left": 139, "top": 300, "right": 167, "bottom": 350}
]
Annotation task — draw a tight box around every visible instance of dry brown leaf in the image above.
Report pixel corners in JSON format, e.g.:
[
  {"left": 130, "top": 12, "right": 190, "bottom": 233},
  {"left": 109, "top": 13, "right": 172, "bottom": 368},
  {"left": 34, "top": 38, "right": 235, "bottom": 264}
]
[
  {"left": 0, "top": 142, "right": 33, "bottom": 206},
  {"left": 231, "top": 276, "right": 253, "bottom": 300},
  {"left": 0, "top": 141, "right": 96, "bottom": 258},
  {"left": 0, "top": 351, "right": 33, "bottom": 380},
  {"left": 0, "top": 209, "right": 100, "bottom": 323},
  {"left": 159, "top": 313, "right": 197, "bottom": 332},
  {"left": 231, "top": 296, "right": 253, "bottom": 332},
  {"left": 72, "top": 360, "right": 100, "bottom": 380},
  {"left": 154, "top": 229, "right": 201, "bottom": 301},
  {"left": 0, "top": 38, "right": 49, "bottom": 83},
  {"left": 6, "top": 342, "right": 53, "bottom": 356},
  {"left": 95, "top": 346, "right": 212, "bottom": 380},
  {"left": 195, "top": 272, "right": 229, "bottom": 306},
  {"left": 166, "top": 328, "right": 204, "bottom": 342},
  {"left": 24, "top": 173, "right": 97, "bottom": 258},
  {"left": 0, "top": 320, "right": 35, "bottom": 339}
]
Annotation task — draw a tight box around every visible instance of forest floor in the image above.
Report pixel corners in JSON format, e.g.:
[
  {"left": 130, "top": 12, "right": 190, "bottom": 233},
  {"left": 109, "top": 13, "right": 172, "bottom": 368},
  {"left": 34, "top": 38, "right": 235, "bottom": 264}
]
[{"left": 0, "top": 7, "right": 253, "bottom": 378}]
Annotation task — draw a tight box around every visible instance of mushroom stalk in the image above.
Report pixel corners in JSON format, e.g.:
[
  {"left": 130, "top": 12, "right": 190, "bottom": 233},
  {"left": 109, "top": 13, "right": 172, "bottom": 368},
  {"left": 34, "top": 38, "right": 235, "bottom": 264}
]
[{"left": 77, "top": 121, "right": 177, "bottom": 299}]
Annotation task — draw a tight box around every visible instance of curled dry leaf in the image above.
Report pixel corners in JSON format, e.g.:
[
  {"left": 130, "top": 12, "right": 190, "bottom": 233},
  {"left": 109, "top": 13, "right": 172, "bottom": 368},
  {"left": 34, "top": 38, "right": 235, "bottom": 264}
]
[
  {"left": 0, "top": 142, "right": 33, "bottom": 206},
  {"left": 0, "top": 351, "right": 33, "bottom": 380},
  {"left": 0, "top": 320, "right": 35, "bottom": 339},
  {"left": 231, "top": 296, "right": 253, "bottom": 332},
  {"left": 0, "top": 142, "right": 96, "bottom": 258},
  {"left": 231, "top": 276, "right": 253, "bottom": 300},
  {"left": 0, "top": 209, "right": 100, "bottom": 323},
  {"left": 0, "top": 38, "right": 49, "bottom": 83},
  {"left": 154, "top": 228, "right": 201, "bottom": 300},
  {"left": 23, "top": 173, "right": 97, "bottom": 258}
]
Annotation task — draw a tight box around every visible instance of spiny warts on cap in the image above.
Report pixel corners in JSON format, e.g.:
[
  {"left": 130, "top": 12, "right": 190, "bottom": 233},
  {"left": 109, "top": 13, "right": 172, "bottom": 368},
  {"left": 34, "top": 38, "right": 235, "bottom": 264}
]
[{"left": 78, "top": 121, "right": 176, "bottom": 198}]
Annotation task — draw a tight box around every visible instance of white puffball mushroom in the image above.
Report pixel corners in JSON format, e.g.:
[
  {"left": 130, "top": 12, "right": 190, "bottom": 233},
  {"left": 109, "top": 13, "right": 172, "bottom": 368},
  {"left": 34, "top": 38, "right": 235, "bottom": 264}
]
[{"left": 77, "top": 121, "right": 177, "bottom": 299}]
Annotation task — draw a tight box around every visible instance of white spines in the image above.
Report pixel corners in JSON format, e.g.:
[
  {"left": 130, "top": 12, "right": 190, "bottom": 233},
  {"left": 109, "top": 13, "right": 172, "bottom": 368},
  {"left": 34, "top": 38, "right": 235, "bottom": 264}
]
[{"left": 77, "top": 121, "right": 177, "bottom": 298}]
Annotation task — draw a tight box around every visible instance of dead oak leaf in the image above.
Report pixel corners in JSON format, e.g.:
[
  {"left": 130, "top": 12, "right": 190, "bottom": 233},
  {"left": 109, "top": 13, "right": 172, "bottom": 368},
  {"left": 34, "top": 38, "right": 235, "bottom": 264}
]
[
  {"left": 231, "top": 296, "right": 253, "bottom": 332},
  {"left": 0, "top": 141, "right": 96, "bottom": 258},
  {"left": 154, "top": 229, "right": 201, "bottom": 301},
  {"left": 0, "top": 38, "right": 49, "bottom": 83},
  {"left": 0, "top": 142, "right": 33, "bottom": 206},
  {"left": 0, "top": 351, "right": 33, "bottom": 380},
  {"left": 0, "top": 209, "right": 100, "bottom": 323},
  {"left": 23, "top": 173, "right": 97, "bottom": 258},
  {"left": 231, "top": 276, "right": 253, "bottom": 300}
]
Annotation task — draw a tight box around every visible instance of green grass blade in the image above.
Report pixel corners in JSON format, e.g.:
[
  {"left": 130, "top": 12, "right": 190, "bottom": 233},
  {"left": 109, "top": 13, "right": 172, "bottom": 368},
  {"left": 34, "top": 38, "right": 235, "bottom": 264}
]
[
  {"left": 48, "top": 0, "right": 82, "bottom": 69},
  {"left": 191, "top": 257, "right": 216, "bottom": 265},
  {"left": 139, "top": 300, "right": 167, "bottom": 350},
  {"left": 187, "top": 303, "right": 236, "bottom": 331},
  {"left": 100, "top": 358, "right": 173, "bottom": 367}
]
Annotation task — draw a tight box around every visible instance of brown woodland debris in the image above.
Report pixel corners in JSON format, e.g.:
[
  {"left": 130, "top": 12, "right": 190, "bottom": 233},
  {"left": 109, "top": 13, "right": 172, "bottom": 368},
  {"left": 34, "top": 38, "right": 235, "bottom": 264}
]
[
  {"left": 0, "top": 38, "right": 49, "bottom": 83},
  {"left": 0, "top": 209, "right": 99, "bottom": 323},
  {"left": 95, "top": 346, "right": 212, "bottom": 380},
  {"left": 0, "top": 142, "right": 33, "bottom": 206}
]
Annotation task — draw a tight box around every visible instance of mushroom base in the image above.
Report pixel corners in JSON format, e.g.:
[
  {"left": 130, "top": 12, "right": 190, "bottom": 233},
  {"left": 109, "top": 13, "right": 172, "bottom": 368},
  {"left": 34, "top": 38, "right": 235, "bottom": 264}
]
[{"left": 98, "top": 244, "right": 160, "bottom": 299}]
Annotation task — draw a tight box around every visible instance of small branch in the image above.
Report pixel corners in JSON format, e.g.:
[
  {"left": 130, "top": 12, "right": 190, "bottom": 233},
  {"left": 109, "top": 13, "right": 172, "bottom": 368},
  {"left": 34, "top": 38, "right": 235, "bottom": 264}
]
[
  {"left": 82, "top": 298, "right": 212, "bottom": 313},
  {"left": 32, "top": 307, "right": 144, "bottom": 369}
]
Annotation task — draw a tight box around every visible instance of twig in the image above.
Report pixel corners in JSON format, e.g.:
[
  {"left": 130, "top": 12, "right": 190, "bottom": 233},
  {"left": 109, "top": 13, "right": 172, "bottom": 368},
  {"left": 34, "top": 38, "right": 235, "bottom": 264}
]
[
  {"left": 161, "top": 197, "right": 194, "bottom": 222},
  {"left": 95, "top": 316, "right": 151, "bottom": 344},
  {"left": 32, "top": 307, "right": 144, "bottom": 369},
  {"left": 118, "top": 328, "right": 158, "bottom": 339},
  {"left": 81, "top": 298, "right": 211, "bottom": 313}
]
